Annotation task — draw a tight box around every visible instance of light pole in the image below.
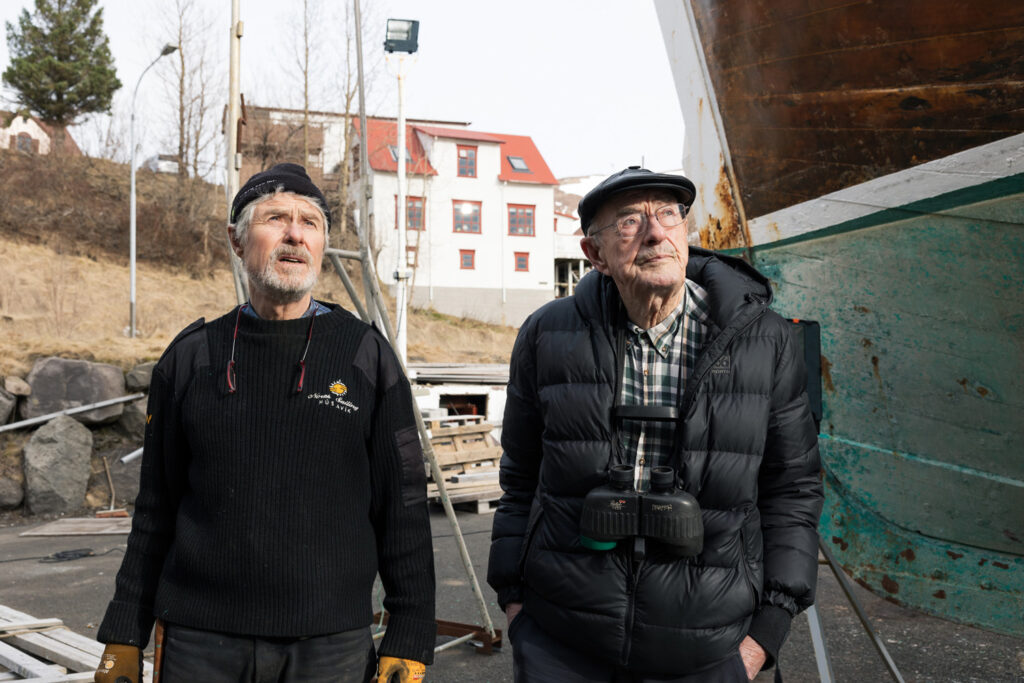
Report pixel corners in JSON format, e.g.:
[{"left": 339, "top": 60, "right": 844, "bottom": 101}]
[
  {"left": 129, "top": 43, "right": 177, "bottom": 338},
  {"left": 385, "top": 18, "right": 419, "bottom": 364}
]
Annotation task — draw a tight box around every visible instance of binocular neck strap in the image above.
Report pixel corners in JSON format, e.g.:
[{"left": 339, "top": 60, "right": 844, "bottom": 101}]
[{"left": 610, "top": 316, "right": 689, "bottom": 476}]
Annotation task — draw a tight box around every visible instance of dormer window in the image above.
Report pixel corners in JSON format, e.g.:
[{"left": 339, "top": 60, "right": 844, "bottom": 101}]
[{"left": 508, "top": 155, "right": 529, "bottom": 172}]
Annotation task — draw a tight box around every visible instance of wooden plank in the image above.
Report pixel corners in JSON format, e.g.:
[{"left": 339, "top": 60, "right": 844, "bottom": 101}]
[
  {"left": 3, "top": 631, "right": 97, "bottom": 674},
  {"left": 430, "top": 423, "right": 494, "bottom": 438},
  {"left": 433, "top": 447, "right": 502, "bottom": 468},
  {"left": 0, "top": 607, "right": 153, "bottom": 680},
  {"left": 0, "top": 619, "right": 63, "bottom": 632},
  {"left": 0, "top": 640, "right": 65, "bottom": 678},
  {"left": 20, "top": 518, "right": 132, "bottom": 537},
  {"left": 18, "top": 674, "right": 94, "bottom": 683},
  {"left": 0, "top": 607, "right": 101, "bottom": 658}
]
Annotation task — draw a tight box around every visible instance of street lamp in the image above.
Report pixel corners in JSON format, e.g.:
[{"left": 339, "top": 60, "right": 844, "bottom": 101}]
[
  {"left": 128, "top": 43, "right": 177, "bottom": 338},
  {"left": 384, "top": 19, "right": 419, "bottom": 364}
]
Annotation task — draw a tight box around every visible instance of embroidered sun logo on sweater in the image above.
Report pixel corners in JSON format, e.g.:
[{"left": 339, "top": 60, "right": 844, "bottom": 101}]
[{"left": 309, "top": 379, "right": 359, "bottom": 413}]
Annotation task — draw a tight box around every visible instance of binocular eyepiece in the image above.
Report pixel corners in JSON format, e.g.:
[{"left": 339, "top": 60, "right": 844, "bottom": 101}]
[{"left": 580, "top": 465, "right": 703, "bottom": 557}]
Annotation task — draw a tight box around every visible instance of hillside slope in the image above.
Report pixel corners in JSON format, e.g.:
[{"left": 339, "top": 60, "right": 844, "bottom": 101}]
[{"left": 0, "top": 153, "right": 517, "bottom": 376}]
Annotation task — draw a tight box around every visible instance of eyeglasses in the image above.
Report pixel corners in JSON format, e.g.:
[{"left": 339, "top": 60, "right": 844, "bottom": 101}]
[{"left": 589, "top": 203, "right": 689, "bottom": 240}]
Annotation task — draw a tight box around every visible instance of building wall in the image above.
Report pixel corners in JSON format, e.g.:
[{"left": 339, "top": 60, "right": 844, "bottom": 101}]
[
  {"left": 3, "top": 116, "right": 49, "bottom": 154},
  {"left": 371, "top": 135, "right": 555, "bottom": 326},
  {"left": 408, "top": 284, "right": 552, "bottom": 327}
]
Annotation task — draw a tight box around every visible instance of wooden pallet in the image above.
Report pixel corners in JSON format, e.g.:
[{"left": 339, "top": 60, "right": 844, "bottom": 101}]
[
  {"left": 0, "top": 605, "right": 153, "bottom": 682},
  {"left": 426, "top": 417, "right": 503, "bottom": 511}
]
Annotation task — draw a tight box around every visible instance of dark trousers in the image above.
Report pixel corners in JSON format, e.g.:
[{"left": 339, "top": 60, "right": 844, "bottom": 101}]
[
  {"left": 160, "top": 622, "right": 377, "bottom": 683},
  {"left": 509, "top": 612, "right": 749, "bottom": 683}
]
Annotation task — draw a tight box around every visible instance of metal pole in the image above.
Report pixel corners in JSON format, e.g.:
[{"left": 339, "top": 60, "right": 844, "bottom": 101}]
[
  {"left": 225, "top": 0, "right": 247, "bottom": 304},
  {"left": 806, "top": 604, "right": 835, "bottom": 683},
  {"left": 129, "top": 49, "right": 174, "bottom": 338},
  {"left": 819, "top": 538, "right": 906, "bottom": 682},
  {"left": 0, "top": 394, "right": 146, "bottom": 434},
  {"left": 354, "top": 0, "right": 495, "bottom": 643},
  {"left": 394, "top": 59, "right": 409, "bottom": 363},
  {"left": 326, "top": 251, "right": 371, "bottom": 322}
]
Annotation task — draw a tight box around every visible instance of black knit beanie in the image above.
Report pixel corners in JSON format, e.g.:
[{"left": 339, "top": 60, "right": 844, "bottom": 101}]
[{"left": 230, "top": 163, "right": 330, "bottom": 228}]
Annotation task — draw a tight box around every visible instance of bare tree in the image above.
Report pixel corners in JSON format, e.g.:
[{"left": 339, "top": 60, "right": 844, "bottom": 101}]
[
  {"left": 146, "top": 0, "right": 224, "bottom": 267},
  {"left": 161, "top": 0, "right": 221, "bottom": 180}
]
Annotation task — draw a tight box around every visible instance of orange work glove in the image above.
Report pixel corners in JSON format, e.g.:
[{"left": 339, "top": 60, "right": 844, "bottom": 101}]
[
  {"left": 377, "top": 656, "right": 426, "bottom": 682},
  {"left": 94, "top": 644, "right": 142, "bottom": 683}
]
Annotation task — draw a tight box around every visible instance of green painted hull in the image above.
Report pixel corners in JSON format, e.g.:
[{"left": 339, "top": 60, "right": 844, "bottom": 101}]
[{"left": 746, "top": 179, "right": 1024, "bottom": 636}]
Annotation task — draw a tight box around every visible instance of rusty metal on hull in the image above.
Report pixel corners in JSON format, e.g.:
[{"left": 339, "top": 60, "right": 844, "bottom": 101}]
[{"left": 688, "top": 0, "right": 1024, "bottom": 218}]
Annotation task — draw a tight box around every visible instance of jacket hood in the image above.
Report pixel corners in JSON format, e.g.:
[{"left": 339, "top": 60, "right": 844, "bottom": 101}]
[{"left": 573, "top": 246, "right": 772, "bottom": 331}]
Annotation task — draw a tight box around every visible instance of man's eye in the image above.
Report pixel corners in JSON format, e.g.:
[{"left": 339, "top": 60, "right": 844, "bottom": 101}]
[
  {"left": 660, "top": 207, "right": 680, "bottom": 219},
  {"left": 618, "top": 216, "right": 642, "bottom": 229}
]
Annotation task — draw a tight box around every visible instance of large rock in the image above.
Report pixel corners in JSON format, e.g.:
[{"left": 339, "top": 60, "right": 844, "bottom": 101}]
[
  {"left": 19, "top": 357, "right": 126, "bottom": 426},
  {"left": 125, "top": 361, "right": 157, "bottom": 393},
  {"left": 116, "top": 399, "right": 148, "bottom": 440},
  {"left": 4, "top": 376, "right": 31, "bottom": 396},
  {"left": 0, "top": 477, "right": 23, "bottom": 509},
  {"left": 24, "top": 415, "right": 94, "bottom": 515},
  {"left": 0, "top": 386, "right": 15, "bottom": 425}
]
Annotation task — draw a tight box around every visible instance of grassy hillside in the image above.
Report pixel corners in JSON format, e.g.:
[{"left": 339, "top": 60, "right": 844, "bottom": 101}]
[{"left": 0, "top": 152, "right": 517, "bottom": 376}]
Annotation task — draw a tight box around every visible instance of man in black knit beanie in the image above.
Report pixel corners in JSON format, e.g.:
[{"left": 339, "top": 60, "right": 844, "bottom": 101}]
[{"left": 95, "top": 164, "right": 435, "bottom": 683}]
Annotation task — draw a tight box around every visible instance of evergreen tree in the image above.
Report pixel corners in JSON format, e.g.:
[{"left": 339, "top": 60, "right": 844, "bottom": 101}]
[{"left": 3, "top": 0, "right": 121, "bottom": 152}]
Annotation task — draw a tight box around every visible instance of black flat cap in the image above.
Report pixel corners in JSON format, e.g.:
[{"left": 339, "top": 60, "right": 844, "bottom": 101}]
[
  {"left": 578, "top": 166, "right": 695, "bottom": 234},
  {"left": 230, "top": 163, "right": 330, "bottom": 228}
]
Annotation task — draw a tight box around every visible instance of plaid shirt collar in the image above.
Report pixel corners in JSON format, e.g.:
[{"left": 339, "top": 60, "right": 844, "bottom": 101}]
[{"left": 626, "top": 280, "right": 711, "bottom": 352}]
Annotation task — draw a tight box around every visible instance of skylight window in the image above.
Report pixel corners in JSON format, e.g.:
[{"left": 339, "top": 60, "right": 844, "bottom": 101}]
[
  {"left": 388, "top": 145, "right": 413, "bottom": 163},
  {"left": 507, "top": 155, "right": 530, "bottom": 172}
]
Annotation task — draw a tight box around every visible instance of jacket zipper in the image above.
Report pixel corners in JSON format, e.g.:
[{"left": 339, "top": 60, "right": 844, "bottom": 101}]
[
  {"left": 620, "top": 556, "right": 644, "bottom": 665},
  {"left": 678, "top": 301, "right": 769, "bottom": 443}
]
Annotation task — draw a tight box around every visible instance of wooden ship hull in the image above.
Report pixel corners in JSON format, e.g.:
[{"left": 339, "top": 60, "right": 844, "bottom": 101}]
[{"left": 656, "top": 0, "right": 1024, "bottom": 636}]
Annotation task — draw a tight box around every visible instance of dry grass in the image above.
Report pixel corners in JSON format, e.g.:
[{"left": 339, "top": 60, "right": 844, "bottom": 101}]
[{"left": 0, "top": 235, "right": 517, "bottom": 377}]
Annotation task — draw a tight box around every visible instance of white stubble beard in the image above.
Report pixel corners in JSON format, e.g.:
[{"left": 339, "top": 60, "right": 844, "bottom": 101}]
[{"left": 246, "top": 245, "right": 318, "bottom": 303}]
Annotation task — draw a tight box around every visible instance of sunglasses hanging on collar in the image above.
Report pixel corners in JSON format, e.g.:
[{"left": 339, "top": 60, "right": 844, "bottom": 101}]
[{"left": 227, "top": 304, "right": 315, "bottom": 394}]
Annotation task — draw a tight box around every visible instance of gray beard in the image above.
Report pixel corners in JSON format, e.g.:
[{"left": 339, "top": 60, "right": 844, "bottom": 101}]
[{"left": 246, "top": 246, "right": 318, "bottom": 303}]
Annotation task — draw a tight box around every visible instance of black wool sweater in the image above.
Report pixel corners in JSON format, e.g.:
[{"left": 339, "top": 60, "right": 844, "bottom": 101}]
[{"left": 98, "top": 304, "right": 436, "bottom": 663}]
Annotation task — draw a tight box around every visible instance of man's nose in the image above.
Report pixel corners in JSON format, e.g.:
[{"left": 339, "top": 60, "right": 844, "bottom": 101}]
[
  {"left": 282, "top": 217, "right": 305, "bottom": 242},
  {"left": 643, "top": 213, "right": 669, "bottom": 242}
]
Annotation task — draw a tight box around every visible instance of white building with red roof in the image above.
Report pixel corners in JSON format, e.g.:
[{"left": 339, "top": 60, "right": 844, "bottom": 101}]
[{"left": 354, "top": 116, "right": 559, "bottom": 326}]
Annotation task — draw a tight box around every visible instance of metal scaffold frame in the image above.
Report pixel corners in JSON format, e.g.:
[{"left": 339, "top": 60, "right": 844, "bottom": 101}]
[{"left": 221, "top": 0, "right": 499, "bottom": 655}]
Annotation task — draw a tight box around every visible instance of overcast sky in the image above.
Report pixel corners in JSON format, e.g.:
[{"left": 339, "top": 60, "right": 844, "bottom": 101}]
[{"left": 0, "top": 0, "right": 685, "bottom": 180}]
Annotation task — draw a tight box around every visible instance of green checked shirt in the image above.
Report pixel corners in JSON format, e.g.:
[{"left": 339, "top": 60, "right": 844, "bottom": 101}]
[{"left": 620, "top": 279, "right": 711, "bottom": 492}]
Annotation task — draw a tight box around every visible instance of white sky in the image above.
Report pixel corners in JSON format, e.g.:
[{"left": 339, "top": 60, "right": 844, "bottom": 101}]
[{"left": 0, "top": 0, "right": 685, "bottom": 180}]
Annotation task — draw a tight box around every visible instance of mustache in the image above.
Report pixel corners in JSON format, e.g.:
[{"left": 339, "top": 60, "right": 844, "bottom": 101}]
[
  {"left": 636, "top": 248, "right": 676, "bottom": 263},
  {"left": 272, "top": 245, "right": 312, "bottom": 262}
]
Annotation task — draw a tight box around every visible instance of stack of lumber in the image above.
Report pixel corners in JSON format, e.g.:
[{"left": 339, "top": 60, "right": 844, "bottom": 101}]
[
  {"left": 426, "top": 416, "right": 503, "bottom": 512},
  {"left": 0, "top": 605, "right": 153, "bottom": 682}
]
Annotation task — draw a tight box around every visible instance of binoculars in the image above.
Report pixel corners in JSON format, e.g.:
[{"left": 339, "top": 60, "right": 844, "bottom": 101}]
[{"left": 579, "top": 464, "right": 703, "bottom": 557}]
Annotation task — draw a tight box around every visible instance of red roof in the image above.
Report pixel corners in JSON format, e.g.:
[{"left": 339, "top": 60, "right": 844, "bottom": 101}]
[
  {"left": 412, "top": 125, "right": 505, "bottom": 144},
  {"left": 353, "top": 118, "right": 437, "bottom": 176},
  {"left": 495, "top": 133, "right": 557, "bottom": 185},
  {"left": 356, "top": 118, "right": 556, "bottom": 185}
]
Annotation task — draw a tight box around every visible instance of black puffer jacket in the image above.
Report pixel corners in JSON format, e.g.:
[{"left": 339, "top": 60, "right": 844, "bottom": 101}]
[{"left": 488, "top": 248, "right": 823, "bottom": 675}]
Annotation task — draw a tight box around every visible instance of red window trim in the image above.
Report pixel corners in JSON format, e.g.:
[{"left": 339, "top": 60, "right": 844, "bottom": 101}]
[
  {"left": 457, "top": 144, "right": 477, "bottom": 178},
  {"left": 507, "top": 203, "right": 536, "bottom": 237},
  {"left": 459, "top": 249, "right": 475, "bottom": 270},
  {"left": 452, "top": 200, "right": 482, "bottom": 234},
  {"left": 393, "top": 195, "right": 425, "bottom": 230},
  {"left": 514, "top": 251, "right": 529, "bottom": 272}
]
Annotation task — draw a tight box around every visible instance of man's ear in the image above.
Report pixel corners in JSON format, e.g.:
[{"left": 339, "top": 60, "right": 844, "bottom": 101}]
[
  {"left": 227, "top": 225, "right": 244, "bottom": 258},
  {"left": 580, "top": 236, "right": 609, "bottom": 275}
]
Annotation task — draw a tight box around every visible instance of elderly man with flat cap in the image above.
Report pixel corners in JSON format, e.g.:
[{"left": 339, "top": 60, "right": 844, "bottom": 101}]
[
  {"left": 489, "top": 167, "right": 823, "bottom": 681},
  {"left": 95, "top": 164, "right": 435, "bottom": 683}
]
